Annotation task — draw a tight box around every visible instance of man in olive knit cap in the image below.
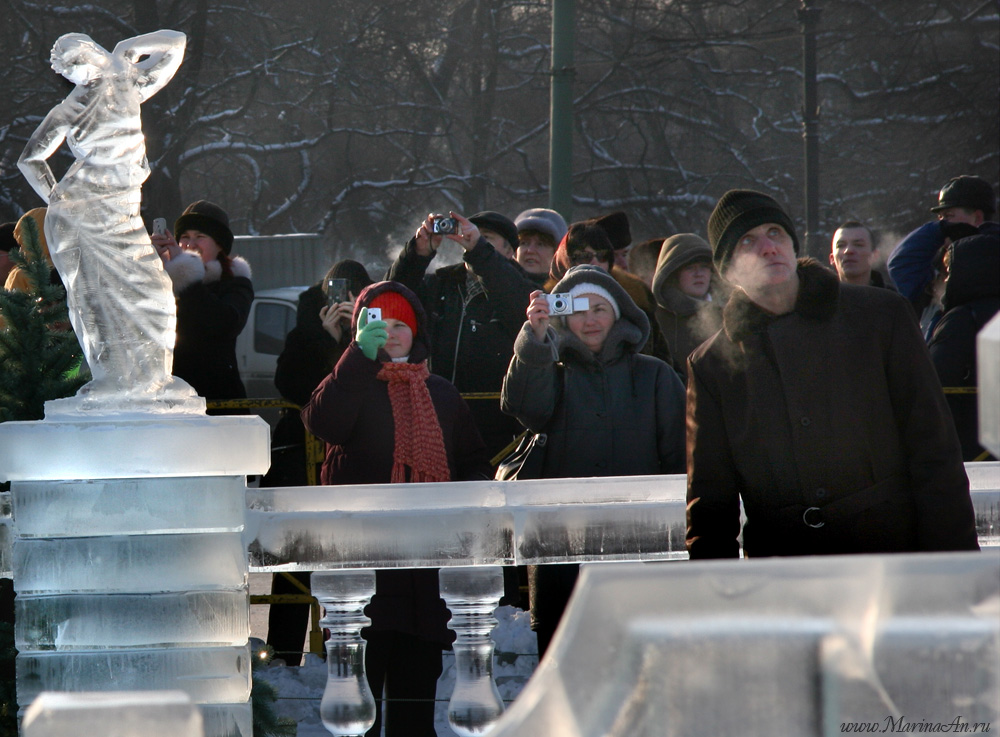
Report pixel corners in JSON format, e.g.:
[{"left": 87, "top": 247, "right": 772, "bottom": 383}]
[{"left": 685, "top": 189, "right": 977, "bottom": 559}]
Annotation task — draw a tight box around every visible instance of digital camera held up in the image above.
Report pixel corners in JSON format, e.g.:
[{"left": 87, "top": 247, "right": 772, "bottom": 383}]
[
  {"left": 545, "top": 293, "right": 589, "bottom": 316},
  {"left": 432, "top": 215, "right": 460, "bottom": 235}
]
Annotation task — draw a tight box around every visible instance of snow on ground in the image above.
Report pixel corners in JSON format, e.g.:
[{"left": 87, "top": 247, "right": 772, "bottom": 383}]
[{"left": 254, "top": 605, "right": 539, "bottom": 737}]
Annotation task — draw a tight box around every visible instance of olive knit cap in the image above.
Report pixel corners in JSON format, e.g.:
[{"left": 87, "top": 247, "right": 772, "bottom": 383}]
[{"left": 707, "top": 190, "right": 799, "bottom": 273}]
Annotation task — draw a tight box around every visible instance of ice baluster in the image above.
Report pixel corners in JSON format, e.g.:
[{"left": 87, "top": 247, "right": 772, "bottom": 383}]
[
  {"left": 312, "top": 570, "right": 377, "bottom": 737},
  {"left": 439, "top": 566, "right": 505, "bottom": 736}
]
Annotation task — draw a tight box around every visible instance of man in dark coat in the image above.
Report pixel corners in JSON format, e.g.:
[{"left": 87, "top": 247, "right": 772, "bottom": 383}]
[
  {"left": 686, "top": 190, "right": 978, "bottom": 559},
  {"left": 387, "top": 210, "right": 535, "bottom": 460},
  {"left": 928, "top": 233, "right": 1000, "bottom": 461}
]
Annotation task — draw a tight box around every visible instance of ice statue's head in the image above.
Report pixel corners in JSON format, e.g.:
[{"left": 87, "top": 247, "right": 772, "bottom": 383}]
[{"left": 50, "top": 33, "right": 108, "bottom": 86}]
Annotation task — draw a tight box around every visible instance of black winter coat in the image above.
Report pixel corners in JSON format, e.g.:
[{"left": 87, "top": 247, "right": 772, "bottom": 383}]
[
  {"left": 686, "top": 260, "right": 978, "bottom": 559},
  {"left": 167, "top": 252, "right": 253, "bottom": 404},
  {"left": 387, "top": 237, "right": 536, "bottom": 457},
  {"left": 929, "top": 234, "right": 1000, "bottom": 461}
]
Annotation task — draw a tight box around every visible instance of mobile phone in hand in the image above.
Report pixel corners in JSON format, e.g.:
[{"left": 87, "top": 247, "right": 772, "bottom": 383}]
[
  {"left": 366, "top": 307, "right": 382, "bottom": 323},
  {"left": 327, "top": 278, "right": 348, "bottom": 307},
  {"left": 152, "top": 218, "right": 168, "bottom": 236}
]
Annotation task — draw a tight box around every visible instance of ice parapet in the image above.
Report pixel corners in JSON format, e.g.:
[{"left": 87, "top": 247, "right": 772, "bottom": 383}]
[
  {"left": 487, "top": 551, "right": 1000, "bottom": 737},
  {"left": 17, "top": 30, "right": 203, "bottom": 416}
]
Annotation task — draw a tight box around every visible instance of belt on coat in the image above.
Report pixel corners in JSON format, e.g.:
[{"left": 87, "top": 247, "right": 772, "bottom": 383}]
[{"left": 753, "top": 475, "right": 901, "bottom": 530}]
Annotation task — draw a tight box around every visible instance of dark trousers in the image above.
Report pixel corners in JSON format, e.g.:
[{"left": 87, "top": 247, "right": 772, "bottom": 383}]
[
  {"left": 528, "top": 563, "right": 580, "bottom": 659},
  {"left": 364, "top": 630, "right": 443, "bottom": 737},
  {"left": 266, "top": 571, "right": 312, "bottom": 666}
]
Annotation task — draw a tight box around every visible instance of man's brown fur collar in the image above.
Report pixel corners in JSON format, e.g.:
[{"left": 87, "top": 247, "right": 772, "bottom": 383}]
[{"left": 723, "top": 258, "right": 839, "bottom": 343}]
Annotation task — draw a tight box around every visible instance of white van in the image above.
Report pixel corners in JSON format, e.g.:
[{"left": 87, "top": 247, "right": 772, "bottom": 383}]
[{"left": 235, "top": 286, "right": 309, "bottom": 398}]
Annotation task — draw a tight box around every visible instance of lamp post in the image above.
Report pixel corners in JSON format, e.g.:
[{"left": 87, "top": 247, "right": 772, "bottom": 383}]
[
  {"left": 549, "top": 0, "right": 575, "bottom": 223},
  {"left": 799, "top": 1, "right": 823, "bottom": 258}
]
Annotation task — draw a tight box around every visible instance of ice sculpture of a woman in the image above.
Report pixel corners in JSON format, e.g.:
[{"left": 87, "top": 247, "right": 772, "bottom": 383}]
[{"left": 18, "top": 30, "right": 203, "bottom": 415}]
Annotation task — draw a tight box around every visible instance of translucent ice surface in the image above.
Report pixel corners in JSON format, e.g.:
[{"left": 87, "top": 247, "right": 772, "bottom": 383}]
[
  {"left": 13, "top": 477, "right": 246, "bottom": 538},
  {"left": 980, "top": 312, "right": 1000, "bottom": 458},
  {"left": 14, "top": 531, "right": 247, "bottom": 595},
  {"left": 17, "top": 31, "right": 201, "bottom": 415},
  {"left": 245, "top": 469, "right": 1000, "bottom": 571},
  {"left": 17, "top": 591, "right": 248, "bottom": 650},
  {"left": 23, "top": 691, "right": 204, "bottom": 737},
  {"left": 245, "top": 475, "right": 688, "bottom": 570},
  {"left": 0, "top": 415, "right": 270, "bottom": 481},
  {"left": 486, "top": 551, "right": 1000, "bottom": 737},
  {"left": 17, "top": 646, "right": 251, "bottom": 707}
]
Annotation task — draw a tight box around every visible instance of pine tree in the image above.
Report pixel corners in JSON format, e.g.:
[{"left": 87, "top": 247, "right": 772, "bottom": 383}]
[
  {"left": 251, "top": 641, "right": 297, "bottom": 737},
  {"left": 0, "top": 215, "right": 87, "bottom": 422}
]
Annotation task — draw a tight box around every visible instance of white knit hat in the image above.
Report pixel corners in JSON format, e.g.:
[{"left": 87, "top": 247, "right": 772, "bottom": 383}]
[{"left": 566, "top": 281, "right": 620, "bottom": 319}]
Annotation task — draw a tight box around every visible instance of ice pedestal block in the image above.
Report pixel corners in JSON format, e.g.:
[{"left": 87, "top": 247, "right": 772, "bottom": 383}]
[
  {"left": 487, "top": 551, "right": 1000, "bottom": 737},
  {"left": 13, "top": 477, "right": 247, "bottom": 537},
  {"left": 0, "top": 415, "right": 270, "bottom": 480},
  {"left": 23, "top": 690, "right": 204, "bottom": 737},
  {"left": 980, "top": 312, "right": 1000, "bottom": 458},
  {"left": 0, "top": 416, "right": 268, "bottom": 737},
  {"left": 16, "top": 591, "right": 249, "bottom": 650}
]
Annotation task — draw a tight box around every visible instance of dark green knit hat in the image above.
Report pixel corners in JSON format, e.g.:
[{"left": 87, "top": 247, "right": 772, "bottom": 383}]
[{"left": 707, "top": 190, "right": 799, "bottom": 273}]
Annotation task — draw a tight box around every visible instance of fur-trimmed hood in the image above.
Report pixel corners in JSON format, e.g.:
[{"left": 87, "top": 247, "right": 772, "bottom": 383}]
[
  {"left": 652, "top": 233, "right": 718, "bottom": 317},
  {"left": 723, "top": 258, "right": 839, "bottom": 343},
  {"left": 163, "top": 251, "right": 252, "bottom": 295},
  {"left": 548, "top": 264, "right": 650, "bottom": 364}
]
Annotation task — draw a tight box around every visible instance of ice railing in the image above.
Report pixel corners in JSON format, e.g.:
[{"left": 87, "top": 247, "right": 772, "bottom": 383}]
[
  {"left": 243, "top": 463, "right": 999, "bottom": 736},
  {"left": 2, "top": 464, "right": 997, "bottom": 736}
]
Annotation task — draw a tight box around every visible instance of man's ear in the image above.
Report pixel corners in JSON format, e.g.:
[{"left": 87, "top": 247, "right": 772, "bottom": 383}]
[{"left": 829, "top": 252, "right": 836, "bottom": 267}]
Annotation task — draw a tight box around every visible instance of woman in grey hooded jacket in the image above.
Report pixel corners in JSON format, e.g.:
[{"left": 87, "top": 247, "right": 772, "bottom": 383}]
[
  {"left": 501, "top": 264, "right": 686, "bottom": 655},
  {"left": 650, "top": 233, "right": 725, "bottom": 382}
]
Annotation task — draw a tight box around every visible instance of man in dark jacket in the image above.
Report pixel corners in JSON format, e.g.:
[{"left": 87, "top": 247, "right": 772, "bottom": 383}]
[
  {"left": 686, "top": 190, "right": 978, "bottom": 559},
  {"left": 387, "top": 210, "right": 535, "bottom": 460},
  {"left": 887, "top": 175, "right": 998, "bottom": 337},
  {"left": 928, "top": 233, "right": 1000, "bottom": 461}
]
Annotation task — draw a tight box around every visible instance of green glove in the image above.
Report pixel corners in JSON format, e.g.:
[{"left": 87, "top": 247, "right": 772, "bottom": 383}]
[{"left": 356, "top": 307, "right": 388, "bottom": 361}]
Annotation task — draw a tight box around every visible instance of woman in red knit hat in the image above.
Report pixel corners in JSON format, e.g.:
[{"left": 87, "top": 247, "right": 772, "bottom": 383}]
[{"left": 302, "top": 280, "right": 490, "bottom": 737}]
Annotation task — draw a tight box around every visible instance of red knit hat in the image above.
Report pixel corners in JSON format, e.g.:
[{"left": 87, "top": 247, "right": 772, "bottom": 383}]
[{"left": 369, "top": 290, "right": 417, "bottom": 336}]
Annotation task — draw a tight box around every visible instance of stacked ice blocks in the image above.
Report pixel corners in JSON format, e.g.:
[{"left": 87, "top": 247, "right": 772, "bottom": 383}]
[{"left": 0, "top": 415, "right": 269, "bottom": 737}]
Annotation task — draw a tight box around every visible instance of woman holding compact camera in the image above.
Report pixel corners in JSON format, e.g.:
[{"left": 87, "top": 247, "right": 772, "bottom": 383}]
[
  {"left": 302, "top": 280, "right": 491, "bottom": 737},
  {"left": 501, "top": 264, "right": 686, "bottom": 656}
]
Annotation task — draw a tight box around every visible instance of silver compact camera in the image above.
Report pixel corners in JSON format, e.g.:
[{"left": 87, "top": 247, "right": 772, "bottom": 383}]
[
  {"left": 366, "top": 307, "right": 382, "bottom": 322},
  {"left": 432, "top": 215, "right": 460, "bottom": 235},
  {"left": 545, "top": 293, "right": 589, "bottom": 316}
]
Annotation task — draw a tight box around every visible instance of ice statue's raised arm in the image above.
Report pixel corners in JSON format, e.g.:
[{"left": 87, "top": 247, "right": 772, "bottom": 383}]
[
  {"left": 113, "top": 30, "right": 186, "bottom": 103},
  {"left": 17, "top": 106, "right": 70, "bottom": 204}
]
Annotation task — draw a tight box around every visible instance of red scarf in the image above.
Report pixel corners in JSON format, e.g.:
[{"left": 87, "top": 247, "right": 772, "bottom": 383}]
[{"left": 376, "top": 361, "right": 451, "bottom": 484}]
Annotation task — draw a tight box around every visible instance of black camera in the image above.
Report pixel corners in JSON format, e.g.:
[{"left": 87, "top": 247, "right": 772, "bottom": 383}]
[{"left": 432, "top": 215, "right": 460, "bottom": 235}]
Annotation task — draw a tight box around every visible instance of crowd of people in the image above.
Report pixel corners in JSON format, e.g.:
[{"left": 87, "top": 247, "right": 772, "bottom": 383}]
[{"left": 3, "top": 174, "right": 993, "bottom": 737}]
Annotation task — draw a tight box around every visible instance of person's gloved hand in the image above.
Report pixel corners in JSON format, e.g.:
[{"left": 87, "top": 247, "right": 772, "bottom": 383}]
[{"left": 355, "top": 307, "right": 388, "bottom": 361}]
